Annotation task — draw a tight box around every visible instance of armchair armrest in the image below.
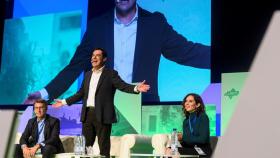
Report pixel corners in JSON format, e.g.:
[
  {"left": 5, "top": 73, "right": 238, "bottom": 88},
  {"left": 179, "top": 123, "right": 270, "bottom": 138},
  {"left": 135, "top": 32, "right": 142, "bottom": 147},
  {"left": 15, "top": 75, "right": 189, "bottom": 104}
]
[
  {"left": 119, "top": 134, "right": 153, "bottom": 158},
  {"left": 152, "top": 134, "right": 169, "bottom": 155}
]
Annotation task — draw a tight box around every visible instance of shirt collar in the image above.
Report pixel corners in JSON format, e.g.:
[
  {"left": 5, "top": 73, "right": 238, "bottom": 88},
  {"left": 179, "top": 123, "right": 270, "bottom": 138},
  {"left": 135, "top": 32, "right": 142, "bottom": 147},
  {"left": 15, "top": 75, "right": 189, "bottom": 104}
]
[
  {"left": 37, "top": 118, "right": 45, "bottom": 123},
  {"left": 114, "top": 5, "right": 138, "bottom": 26},
  {"left": 92, "top": 66, "right": 105, "bottom": 73}
]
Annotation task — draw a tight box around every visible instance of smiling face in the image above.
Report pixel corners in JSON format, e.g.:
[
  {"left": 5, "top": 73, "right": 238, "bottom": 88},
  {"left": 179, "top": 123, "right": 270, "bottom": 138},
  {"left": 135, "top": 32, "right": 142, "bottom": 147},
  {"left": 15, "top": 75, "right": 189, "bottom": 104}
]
[
  {"left": 184, "top": 95, "right": 200, "bottom": 112},
  {"left": 91, "top": 49, "right": 106, "bottom": 70},
  {"left": 115, "top": 0, "right": 137, "bottom": 15}
]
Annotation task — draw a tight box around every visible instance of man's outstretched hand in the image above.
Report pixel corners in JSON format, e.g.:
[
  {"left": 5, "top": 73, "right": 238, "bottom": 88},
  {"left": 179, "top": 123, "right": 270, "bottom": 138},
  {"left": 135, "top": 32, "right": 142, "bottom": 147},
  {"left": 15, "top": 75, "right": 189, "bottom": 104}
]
[
  {"left": 23, "top": 91, "right": 41, "bottom": 104},
  {"left": 52, "top": 99, "right": 64, "bottom": 108},
  {"left": 137, "top": 80, "right": 150, "bottom": 93}
]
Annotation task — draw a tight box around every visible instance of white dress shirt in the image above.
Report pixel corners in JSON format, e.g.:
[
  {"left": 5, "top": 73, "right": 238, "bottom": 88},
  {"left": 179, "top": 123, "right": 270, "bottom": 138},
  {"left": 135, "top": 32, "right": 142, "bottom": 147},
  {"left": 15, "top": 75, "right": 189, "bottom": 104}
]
[
  {"left": 62, "top": 66, "right": 104, "bottom": 106},
  {"left": 86, "top": 67, "right": 104, "bottom": 107}
]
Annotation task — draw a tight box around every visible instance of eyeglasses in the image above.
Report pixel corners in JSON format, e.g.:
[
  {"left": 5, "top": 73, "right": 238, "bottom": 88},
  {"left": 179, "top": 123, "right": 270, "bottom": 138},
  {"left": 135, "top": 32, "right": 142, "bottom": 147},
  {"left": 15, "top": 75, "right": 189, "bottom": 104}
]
[{"left": 34, "top": 107, "right": 46, "bottom": 110}]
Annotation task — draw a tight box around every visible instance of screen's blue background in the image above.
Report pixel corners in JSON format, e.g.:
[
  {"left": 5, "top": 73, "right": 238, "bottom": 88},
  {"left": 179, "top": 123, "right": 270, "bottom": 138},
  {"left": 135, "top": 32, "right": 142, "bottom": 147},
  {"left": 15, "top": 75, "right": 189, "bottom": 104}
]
[{"left": 0, "top": 0, "right": 211, "bottom": 103}]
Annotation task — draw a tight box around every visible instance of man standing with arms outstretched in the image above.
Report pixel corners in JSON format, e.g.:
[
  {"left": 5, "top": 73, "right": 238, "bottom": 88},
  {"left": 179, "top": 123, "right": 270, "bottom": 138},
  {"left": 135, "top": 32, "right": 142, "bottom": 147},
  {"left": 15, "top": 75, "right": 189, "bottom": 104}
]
[{"left": 52, "top": 48, "right": 150, "bottom": 157}]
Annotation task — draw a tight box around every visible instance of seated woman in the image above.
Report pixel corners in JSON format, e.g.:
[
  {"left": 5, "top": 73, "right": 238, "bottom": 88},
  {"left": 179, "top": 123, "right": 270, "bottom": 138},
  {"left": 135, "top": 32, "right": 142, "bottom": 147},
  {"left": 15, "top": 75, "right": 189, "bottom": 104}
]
[{"left": 174, "top": 93, "right": 212, "bottom": 157}]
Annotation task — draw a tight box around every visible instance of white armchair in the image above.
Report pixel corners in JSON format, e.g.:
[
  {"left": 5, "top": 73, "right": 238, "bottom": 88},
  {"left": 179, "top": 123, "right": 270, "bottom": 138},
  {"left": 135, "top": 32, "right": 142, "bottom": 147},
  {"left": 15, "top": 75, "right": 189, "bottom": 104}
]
[
  {"left": 15, "top": 133, "right": 122, "bottom": 157},
  {"left": 119, "top": 134, "right": 153, "bottom": 158},
  {"left": 151, "top": 134, "right": 169, "bottom": 155},
  {"left": 91, "top": 136, "right": 122, "bottom": 156},
  {"left": 15, "top": 133, "right": 156, "bottom": 158}
]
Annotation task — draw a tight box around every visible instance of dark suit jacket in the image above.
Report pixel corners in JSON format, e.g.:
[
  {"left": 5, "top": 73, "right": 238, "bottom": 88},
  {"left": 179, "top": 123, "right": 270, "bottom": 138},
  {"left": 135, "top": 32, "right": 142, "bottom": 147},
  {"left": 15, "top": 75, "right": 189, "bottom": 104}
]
[
  {"left": 45, "top": 7, "right": 210, "bottom": 102},
  {"left": 20, "top": 114, "right": 64, "bottom": 153},
  {"left": 65, "top": 68, "right": 137, "bottom": 124}
]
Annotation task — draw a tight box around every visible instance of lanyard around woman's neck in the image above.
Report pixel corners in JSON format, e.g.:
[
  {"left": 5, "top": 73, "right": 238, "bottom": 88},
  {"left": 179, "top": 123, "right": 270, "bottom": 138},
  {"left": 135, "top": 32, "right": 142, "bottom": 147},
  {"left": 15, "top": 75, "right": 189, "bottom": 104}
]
[{"left": 188, "top": 114, "right": 197, "bottom": 135}]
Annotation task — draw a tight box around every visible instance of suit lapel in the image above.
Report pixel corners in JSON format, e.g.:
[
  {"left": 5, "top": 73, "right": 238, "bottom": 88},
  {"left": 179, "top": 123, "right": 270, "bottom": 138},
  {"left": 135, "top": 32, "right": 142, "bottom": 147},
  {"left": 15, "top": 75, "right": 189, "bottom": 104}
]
[
  {"left": 133, "top": 8, "right": 149, "bottom": 82},
  {"left": 85, "top": 71, "right": 93, "bottom": 97},
  {"left": 105, "top": 11, "right": 114, "bottom": 69},
  {"left": 96, "top": 68, "right": 107, "bottom": 93},
  {"left": 33, "top": 119, "right": 38, "bottom": 143},
  {"left": 44, "top": 116, "right": 49, "bottom": 139}
]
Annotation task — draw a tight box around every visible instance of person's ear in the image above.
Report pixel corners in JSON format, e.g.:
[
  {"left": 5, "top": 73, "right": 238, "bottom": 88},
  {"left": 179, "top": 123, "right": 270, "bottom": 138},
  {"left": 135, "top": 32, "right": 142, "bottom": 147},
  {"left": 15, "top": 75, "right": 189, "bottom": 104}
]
[
  {"left": 103, "top": 57, "right": 107, "bottom": 62},
  {"left": 196, "top": 103, "right": 201, "bottom": 108}
]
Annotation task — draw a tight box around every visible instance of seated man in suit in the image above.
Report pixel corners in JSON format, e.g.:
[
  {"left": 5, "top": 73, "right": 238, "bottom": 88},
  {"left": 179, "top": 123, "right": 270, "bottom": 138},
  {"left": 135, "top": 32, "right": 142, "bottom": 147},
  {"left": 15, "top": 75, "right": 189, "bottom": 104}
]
[{"left": 14, "top": 99, "right": 64, "bottom": 158}]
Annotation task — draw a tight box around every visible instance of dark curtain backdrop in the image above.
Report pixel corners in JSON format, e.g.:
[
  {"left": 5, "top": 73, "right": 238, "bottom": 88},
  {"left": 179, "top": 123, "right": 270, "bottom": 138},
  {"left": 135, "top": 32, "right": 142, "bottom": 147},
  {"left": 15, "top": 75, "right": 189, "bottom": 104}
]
[{"left": 211, "top": 0, "right": 280, "bottom": 82}]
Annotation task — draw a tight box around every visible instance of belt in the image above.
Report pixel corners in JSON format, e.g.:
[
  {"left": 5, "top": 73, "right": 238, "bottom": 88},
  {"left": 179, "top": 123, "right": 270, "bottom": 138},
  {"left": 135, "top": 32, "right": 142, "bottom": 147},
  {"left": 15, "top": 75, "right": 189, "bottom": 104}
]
[{"left": 86, "top": 106, "right": 95, "bottom": 111}]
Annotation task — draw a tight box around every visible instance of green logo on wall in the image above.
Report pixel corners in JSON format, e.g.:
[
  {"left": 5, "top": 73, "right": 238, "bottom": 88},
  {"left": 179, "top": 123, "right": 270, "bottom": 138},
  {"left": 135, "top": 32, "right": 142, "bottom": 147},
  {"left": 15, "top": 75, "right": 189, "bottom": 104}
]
[{"left": 224, "top": 88, "right": 239, "bottom": 99}]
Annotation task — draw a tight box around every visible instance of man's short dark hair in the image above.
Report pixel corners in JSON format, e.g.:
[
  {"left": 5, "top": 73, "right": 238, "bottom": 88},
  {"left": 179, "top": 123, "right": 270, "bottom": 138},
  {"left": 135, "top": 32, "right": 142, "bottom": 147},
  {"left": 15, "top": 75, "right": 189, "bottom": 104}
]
[
  {"left": 34, "top": 99, "right": 48, "bottom": 110},
  {"left": 92, "top": 47, "right": 107, "bottom": 58}
]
